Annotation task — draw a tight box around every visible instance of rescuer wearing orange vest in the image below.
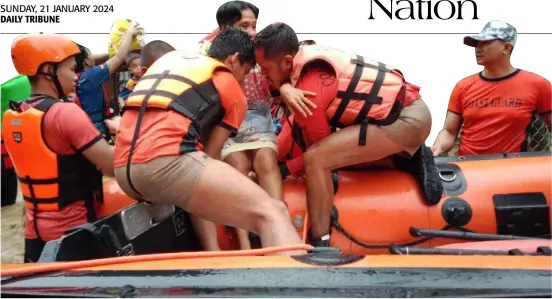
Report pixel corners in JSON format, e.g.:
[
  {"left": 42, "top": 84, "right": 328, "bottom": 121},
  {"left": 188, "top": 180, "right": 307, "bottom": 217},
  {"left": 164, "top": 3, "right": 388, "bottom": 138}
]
[
  {"left": 113, "top": 28, "right": 305, "bottom": 255},
  {"left": 254, "top": 23, "right": 435, "bottom": 247},
  {"left": 2, "top": 33, "right": 116, "bottom": 262}
]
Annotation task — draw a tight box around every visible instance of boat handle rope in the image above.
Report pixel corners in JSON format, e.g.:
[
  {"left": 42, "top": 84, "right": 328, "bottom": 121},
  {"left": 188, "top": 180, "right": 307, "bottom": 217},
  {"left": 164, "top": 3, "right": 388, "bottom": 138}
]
[{"left": 331, "top": 219, "right": 454, "bottom": 249}]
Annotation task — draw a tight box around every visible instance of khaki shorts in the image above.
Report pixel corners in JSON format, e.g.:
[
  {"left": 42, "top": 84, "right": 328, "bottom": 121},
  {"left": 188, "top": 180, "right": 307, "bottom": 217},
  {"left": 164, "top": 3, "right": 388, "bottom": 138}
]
[
  {"left": 379, "top": 98, "right": 432, "bottom": 157},
  {"left": 114, "top": 151, "right": 211, "bottom": 208}
]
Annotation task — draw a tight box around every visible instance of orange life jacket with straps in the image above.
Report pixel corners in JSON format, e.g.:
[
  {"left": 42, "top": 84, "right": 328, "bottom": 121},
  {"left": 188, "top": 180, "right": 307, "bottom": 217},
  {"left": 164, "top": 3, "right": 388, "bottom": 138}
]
[
  {"left": 124, "top": 51, "right": 231, "bottom": 143},
  {"left": 290, "top": 45, "right": 407, "bottom": 145},
  {"left": 123, "top": 51, "right": 233, "bottom": 197},
  {"left": 1, "top": 97, "right": 104, "bottom": 213}
]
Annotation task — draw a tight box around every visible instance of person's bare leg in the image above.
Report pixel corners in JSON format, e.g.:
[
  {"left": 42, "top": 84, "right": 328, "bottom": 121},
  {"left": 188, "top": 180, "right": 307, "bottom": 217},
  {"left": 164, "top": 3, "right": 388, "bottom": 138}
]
[
  {"left": 224, "top": 151, "right": 252, "bottom": 250},
  {"left": 252, "top": 148, "right": 282, "bottom": 201},
  {"left": 304, "top": 125, "right": 403, "bottom": 240},
  {"left": 224, "top": 151, "right": 251, "bottom": 175},
  {"left": 189, "top": 217, "right": 221, "bottom": 251},
  {"left": 341, "top": 156, "right": 396, "bottom": 171},
  {"left": 236, "top": 228, "right": 252, "bottom": 250},
  {"left": 186, "top": 157, "right": 305, "bottom": 255}
]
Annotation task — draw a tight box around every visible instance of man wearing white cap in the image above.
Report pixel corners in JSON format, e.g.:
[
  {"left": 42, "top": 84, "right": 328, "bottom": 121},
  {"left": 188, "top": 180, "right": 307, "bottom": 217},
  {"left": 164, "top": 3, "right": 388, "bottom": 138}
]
[{"left": 432, "top": 20, "right": 551, "bottom": 156}]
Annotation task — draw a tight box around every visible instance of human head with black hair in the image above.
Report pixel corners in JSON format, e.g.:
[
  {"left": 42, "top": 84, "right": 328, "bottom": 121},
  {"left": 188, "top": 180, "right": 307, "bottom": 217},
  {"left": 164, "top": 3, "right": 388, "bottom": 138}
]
[
  {"left": 140, "top": 40, "right": 175, "bottom": 75},
  {"left": 216, "top": 1, "right": 259, "bottom": 38},
  {"left": 74, "top": 43, "right": 94, "bottom": 73},
  {"left": 299, "top": 40, "right": 316, "bottom": 46},
  {"left": 208, "top": 28, "right": 255, "bottom": 83},
  {"left": 253, "top": 22, "right": 299, "bottom": 88},
  {"left": 125, "top": 53, "right": 142, "bottom": 79}
]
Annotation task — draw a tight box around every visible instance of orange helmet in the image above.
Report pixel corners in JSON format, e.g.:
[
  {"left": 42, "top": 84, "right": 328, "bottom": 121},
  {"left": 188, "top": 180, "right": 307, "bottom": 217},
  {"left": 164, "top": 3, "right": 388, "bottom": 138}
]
[{"left": 11, "top": 33, "right": 80, "bottom": 76}]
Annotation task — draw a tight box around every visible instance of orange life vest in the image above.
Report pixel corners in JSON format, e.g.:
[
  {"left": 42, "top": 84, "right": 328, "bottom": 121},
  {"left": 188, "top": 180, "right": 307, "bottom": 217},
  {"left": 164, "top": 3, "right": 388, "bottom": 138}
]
[
  {"left": 2, "top": 97, "right": 104, "bottom": 213},
  {"left": 123, "top": 51, "right": 232, "bottom": 197},
  {"left": 125, "top": 50, "right": 231, "bottom": 143},
  {"left": 290, "top": 45, "right": 407, "bottom": 130}
]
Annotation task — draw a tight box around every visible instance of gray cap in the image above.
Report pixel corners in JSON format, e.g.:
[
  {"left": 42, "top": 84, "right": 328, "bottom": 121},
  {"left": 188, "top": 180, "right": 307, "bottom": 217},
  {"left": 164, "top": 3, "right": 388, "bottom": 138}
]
[{"left": 464, "top": 20, "right": 517, "bottom": 47}]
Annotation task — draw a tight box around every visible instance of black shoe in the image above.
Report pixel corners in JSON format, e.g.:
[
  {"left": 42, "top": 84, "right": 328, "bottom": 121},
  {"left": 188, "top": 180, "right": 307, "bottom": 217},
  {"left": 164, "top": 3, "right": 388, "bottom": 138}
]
[
  {"left": 310, "top": 235, "right": 331, "bottom": 247},
  {"left": 416, "top": 145, "right": 443, "bottom": 205},
  {"left": 395, "top": 145, "right": 443, "bottom": 205}
]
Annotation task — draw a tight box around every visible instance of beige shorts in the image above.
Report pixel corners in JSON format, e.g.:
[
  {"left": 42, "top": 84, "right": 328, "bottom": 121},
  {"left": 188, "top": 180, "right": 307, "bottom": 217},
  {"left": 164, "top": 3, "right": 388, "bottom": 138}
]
[
  {"left": 379, "top": 98, "right": 432, "bottom": 157},
  {"left": 114, "top": 151, "right": 211, "bottom": 208}
]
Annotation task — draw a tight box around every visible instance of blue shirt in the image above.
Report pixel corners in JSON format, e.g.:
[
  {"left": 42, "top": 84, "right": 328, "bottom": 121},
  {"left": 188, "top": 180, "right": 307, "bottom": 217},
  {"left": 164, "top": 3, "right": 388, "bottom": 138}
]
[
  {"left": 76, "top": 63, "right": 110, "bottom": 134},
  {"left": 119, "top": 78, "right": 137, "bottom": 101}
]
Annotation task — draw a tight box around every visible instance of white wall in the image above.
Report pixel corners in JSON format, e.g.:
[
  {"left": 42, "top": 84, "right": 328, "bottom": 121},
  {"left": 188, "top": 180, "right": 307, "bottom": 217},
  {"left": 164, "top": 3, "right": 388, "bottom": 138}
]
[{"left": 1, "top": 0, "right": 551, "bottom": 144}]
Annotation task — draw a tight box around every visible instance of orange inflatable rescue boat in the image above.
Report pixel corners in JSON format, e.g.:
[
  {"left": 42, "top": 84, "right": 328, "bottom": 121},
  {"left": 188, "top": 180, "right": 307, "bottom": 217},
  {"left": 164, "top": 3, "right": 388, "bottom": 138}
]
[
  {"left": 1, "top": 152, "right": 551, "bottom": 297},
  {"left": 281, "top": 151, "right": 551, "bottom": 254},
  {"left": 2, "top": 245, "right": 551, "bottom": 297},
  {"left": 48, "top": 150, "right": 551, "bottom": 259},
  {"left": 112, "top": 150, "right": 551, "bottom": 252},
  {"left": 2, "top": 150, "right": 548, "bottom": 262}
]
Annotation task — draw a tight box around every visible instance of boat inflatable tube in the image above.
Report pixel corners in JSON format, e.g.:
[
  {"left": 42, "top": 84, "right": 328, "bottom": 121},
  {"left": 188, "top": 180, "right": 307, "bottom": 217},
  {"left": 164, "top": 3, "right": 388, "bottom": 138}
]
[
  {"left": 286, "top": 152, "right": 551, "bottom": 254},
  {"left": 54, "top": 152, "right": 551, "bottom": 259}
]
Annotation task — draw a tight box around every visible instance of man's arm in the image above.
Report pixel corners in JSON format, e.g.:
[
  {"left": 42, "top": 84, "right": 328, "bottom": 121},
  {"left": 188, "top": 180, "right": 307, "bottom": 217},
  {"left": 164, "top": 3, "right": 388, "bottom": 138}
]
[
  {"left": 105, "top": 27, "right": 142, "bottom": 75},
  {"left": 90, "top": 53, "right": 109, "bottom": 65},
  {"left": 431, "top": 112, "right": 463, "bottom": 156},
  {"left": 58, "top": 104, "right": 115, "bottom": 176},
  {"left": 431, "top": 82, "right": 465, "bottom": 156},
  {"left": 276, "top": 119, "right": 293, "bottom": 160},
  {"left": 293, "top": 67, "right": 338, "bottom": 148},
  {"left": 275, "top": 118, "right": 305, "bottom": 177},
  {"left": 281, "top": 67, "right": 338, "bottom": 176},
  {"left": 277, "top": 67, "right": 339, "bottom": 177},
  {"left": 80, "top": 28, "right": 142, "bottom": 90},
  {"left": 208, "top": 70, "right": 248, "bottom": 159},
  {"left": 203, "top": 126, "right": 231, "bottom": 161},
  {"left": 82, "top": 141, "right": 115, "bottom": 177}
]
